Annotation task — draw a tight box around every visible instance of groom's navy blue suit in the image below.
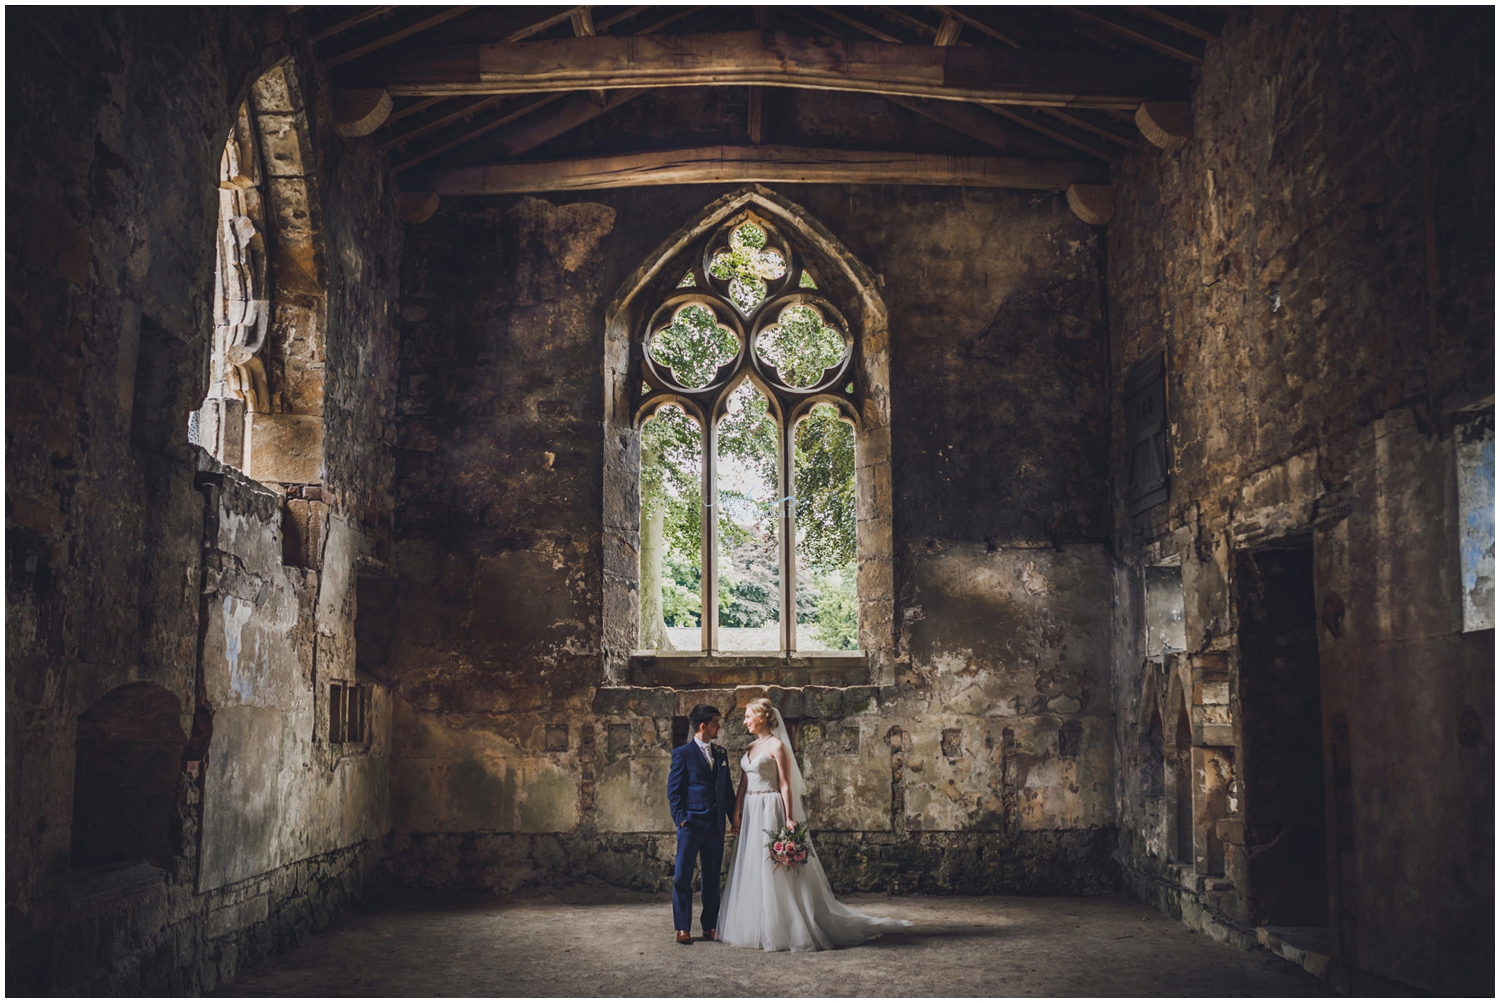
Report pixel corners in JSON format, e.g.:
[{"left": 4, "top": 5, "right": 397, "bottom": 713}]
[{"left": 668, "top": 738, "right": 735, "bottom": 934}]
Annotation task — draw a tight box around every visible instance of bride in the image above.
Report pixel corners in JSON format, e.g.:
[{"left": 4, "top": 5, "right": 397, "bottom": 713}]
[{"left": 717, "top": 698, "right": 911, "bottom": 951}]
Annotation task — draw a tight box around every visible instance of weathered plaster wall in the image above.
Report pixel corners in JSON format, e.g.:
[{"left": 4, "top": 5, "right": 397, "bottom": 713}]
[
  {"left": 1107, "top": 8, "right": 1493, "bottom": 995},
  {"left": 6, "top": 8, "right": 402, "bottom": 994},
  {"left": 380, "top": 183, "right": 1116, "bottom": 896}
]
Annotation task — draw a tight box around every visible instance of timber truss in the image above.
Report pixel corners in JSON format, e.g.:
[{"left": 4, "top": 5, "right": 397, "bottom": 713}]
[{"left": 305, "top": 6, "right": 1223, "bottom": 200}]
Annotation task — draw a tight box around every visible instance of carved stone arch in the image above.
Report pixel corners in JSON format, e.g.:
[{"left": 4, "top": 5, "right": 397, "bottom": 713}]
[
  {"left": 194, "top": 56, "right": 328, "bottom": 487},
  {"left": 603, "top": 185, "right": 893, "bottom": 683}
]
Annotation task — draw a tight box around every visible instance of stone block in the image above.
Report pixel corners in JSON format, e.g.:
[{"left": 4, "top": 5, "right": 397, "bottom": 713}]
[
  {"left": 245, "top": 412, "right": 323, "bottom": 485},
  {"left": 207, "top": 892, "right": 268, "bottom": 939},
  {"left": 255, "top": 112, "right": 313, "bottom": 177}
]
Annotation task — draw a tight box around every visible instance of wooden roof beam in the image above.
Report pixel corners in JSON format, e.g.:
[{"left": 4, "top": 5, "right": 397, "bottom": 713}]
[
  {"left": 982, "top": 105, "right": 1126, "bottom": 163},
  {"left": 1129, "top": 7, "right": 1222, "bottom": 44},
  {"left": 1035, "top": 107, "right": 1141, "bottom": 149},
  {"left": 311, "top": 6, "right": 397, "bottom": 44},
  {"left": 393, "top": 93, "right": 569, "bottom": 173},
  {"left": 1058, "top": 7, "right": 1204, "bottom": 65},
  {"left": 386, "top": 31, "right": 1188, "bottom": 109},
  {"left": 808, "top": 7, "right": 902, "bottom": 43},
  {"left": 884, "top": 95, "right": 1057, "bottom": 157},
  {"left": 421, "top": 145, "right": 1108, "bottom": 194},
  {"left": 928, "top": 6, "right": 1022, "bottom": 48},
  {"left": 325, "top": 6, "right": 479, "bottom": 67}
]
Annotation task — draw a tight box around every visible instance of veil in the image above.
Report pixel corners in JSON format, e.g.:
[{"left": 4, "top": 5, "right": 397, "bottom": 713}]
[{"left": 770, "top": 707, "right": 807, "bottom": 822}]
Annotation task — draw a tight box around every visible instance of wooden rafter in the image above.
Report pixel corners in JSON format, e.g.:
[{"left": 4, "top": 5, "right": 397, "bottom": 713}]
[
  {"left": 310, "top": 6, "right": 396, "bottom": 44},
  {"left": 884, "top": 95, "right": 1033, "bottom": 156},
  {"left": 378, "top": 95, "right": 507, "bottom": 152},
  {"left": 928, "top": 6, "right": 1022, "bottom": 48},
  {"left": 325, "top": 6, "right": 479, "bottom": 67},
  {"left": 596, "top": 6, "right": 652, "bottom": 32},
  {"left": 635, "top": 6, "right": 707, "bottom": 35},
  {"left": 808, "top": 6, "right": 902, "bottom": 43},
  {"left": 1035, "top": 107, "right": 1140, "bottom": 149},
  {"left": 385, "top": 32, "right": 1187, "bottom": 109},
  {"left": 472, "top": 88, "right": 649, "bottom": 162},
  {"left": 982, "top": 104, "right": 1124, "bottom": 163},
  {"left": 933, "top": 11, "right": 964, "bottom": 46},
  {"left": 505, "top": 6, "right": 586, "bottom": 43},
  {"left": 1058, "top": 7, "right": 1204, "bottom": 65},
  {"left": 871, "top": 6, "right": 941, "bottom": 40},
  {"left": 424, "top": 145, "right": 1107, "bottom": 194},
  {"left": 1129, "top": 6, "right": 1222, "bottom": 44},
  {"left": 386, "top": 4, "right": 743, "bottom": 173},
  {"left": 383, "top": 96, "right": 448, "bottom": 128},
  {"left": 393, "top": 93, "right": 568, "bottom": 173}
]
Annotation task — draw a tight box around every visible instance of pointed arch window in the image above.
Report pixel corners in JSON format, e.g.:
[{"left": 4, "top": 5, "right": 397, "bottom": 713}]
[{"left": 636, "top": 212, "right": 861, "bottom": 654}]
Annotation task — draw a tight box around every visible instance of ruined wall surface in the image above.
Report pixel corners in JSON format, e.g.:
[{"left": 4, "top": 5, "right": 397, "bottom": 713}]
[
  {"left": 6, "top": 9, "right": 402, "bottom": 994},
  {"left": 1107, "top": 8, "right": 1493, "bottom": 995},
  {"left": 382, "top": 183, "right": 1117, "bottom": 896}
]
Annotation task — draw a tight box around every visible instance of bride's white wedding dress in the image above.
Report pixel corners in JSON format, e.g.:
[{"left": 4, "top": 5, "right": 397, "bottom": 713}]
[{"left": 717, "top": 729, "right": 910, "bottom": 952}]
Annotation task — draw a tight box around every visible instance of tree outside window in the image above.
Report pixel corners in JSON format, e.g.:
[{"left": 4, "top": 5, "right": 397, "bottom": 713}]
[{"left": 637, "top": 214, "right": 859, "bottom": 653}]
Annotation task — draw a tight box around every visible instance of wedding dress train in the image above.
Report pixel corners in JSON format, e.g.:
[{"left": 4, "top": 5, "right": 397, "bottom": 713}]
[{"left": 717, "top": 743, "right": 910, "bottom": 952}]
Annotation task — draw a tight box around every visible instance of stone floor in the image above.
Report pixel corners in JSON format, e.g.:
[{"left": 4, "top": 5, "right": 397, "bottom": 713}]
[{"left": 219, "top": 888, "right": 1330, "bottom": 997}]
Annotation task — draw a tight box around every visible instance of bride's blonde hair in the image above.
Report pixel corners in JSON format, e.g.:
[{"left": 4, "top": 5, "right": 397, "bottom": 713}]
[{"left": 746, "top": 697, "right": 776, "bottom": 733}]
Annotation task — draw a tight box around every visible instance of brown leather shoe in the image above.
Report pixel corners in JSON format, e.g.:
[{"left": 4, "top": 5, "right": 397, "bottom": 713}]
[
  {"left": 676, "top": 931, "right": 693, "bottom": 945},
  {"left": 702, "top": 928, "right": 718, "bottom": 942}
]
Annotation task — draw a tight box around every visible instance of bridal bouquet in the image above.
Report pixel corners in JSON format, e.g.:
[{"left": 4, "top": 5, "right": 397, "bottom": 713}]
[{"left": 765, "top": 821, "right": 811, "bottom": 869}]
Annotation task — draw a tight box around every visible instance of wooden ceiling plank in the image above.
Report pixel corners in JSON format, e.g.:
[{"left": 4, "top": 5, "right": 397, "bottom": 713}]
[
  {"left": 393, "top": 92, "right": 571, "bottom": 173},
  {"left": 1129, "top": 6, "right": 1221, "bottom": 43},
  {"left": 385, "top": 32, "right": 1186, "bottom": 109},
  {"left": 326, "top": 6, "right": 480, "bottom": 67},
  {"left": 425, "top": 145, "right": 1107, "bottom": 193},
  {"left": 1059, "top": 7, "right": 1204, "bottom": 64},
  {"left": 808, "top": 6, "right": 902, "bottom": 43},
  {"left": 311, "top": 5, "right": 397, "bottom": 44},
  {"left": 596, "top": 6, "right": 653, "bottom": 31},
  {"left": 1035, "top": 106, "right": 1140, "bottom": 148},
  {"left": 378, "top": 95, "right": 507, "bottom": 151},
  {"left": 506, "top": 6, "right": 587, "bottom": 43},
  {"left": 928, "top": 5, "right": 1022, "bottom": 48},
  {"left": 982, "top": 104, "right": 1123, "bottom": 163}
]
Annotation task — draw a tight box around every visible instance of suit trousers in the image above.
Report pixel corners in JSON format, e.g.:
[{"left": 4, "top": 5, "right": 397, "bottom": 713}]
[{"left": 672, "top": 822, "right": 725, "bottom": 933}]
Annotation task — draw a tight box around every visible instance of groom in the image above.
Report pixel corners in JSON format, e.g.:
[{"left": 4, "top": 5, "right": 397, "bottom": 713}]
[{"left": 667, "top": 704, "right": 736, "bottom": 945}]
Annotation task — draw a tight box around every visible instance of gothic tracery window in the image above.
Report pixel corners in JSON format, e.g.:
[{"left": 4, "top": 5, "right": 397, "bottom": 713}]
[
  {"left": 192, "top": 101, "right": 271, "bottom": 470},
  {"left": 637, "top": 213, "right": 859, "bottom": 653}
]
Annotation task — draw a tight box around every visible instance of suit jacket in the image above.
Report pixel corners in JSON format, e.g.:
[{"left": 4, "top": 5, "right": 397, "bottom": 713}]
[{"left": 667, "top": 739, "right": 735, "bottom": 836}]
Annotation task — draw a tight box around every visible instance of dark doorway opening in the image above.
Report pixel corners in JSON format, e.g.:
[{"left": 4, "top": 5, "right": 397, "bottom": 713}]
[
  {"left": 1236, "top": 541, "right": 1328, "bottom": 926},
  {"left": 71, "top": 683, "right": 188, "bottom": 869}
]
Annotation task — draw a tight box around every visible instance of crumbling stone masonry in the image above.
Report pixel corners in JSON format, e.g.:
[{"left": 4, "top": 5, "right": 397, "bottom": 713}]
[
  {"left": 1108, "top": 9, "right": 1493, "bottom": 997},
  {"left": 5, "top": 7, "right": 1492, "bottom": 999},
  {"left": 7, "top": 9, "right": 401, "bottom": 994}
]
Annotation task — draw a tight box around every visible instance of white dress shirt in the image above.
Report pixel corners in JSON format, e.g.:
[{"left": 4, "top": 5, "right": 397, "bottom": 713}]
[{"left": 693, "top": 736, "right": 714, "bottom": 768}]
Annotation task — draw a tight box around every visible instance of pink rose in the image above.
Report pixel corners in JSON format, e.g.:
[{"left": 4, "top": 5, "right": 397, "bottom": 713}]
[
  {"left": 796, "top": 851, "right": 807, "bottom": 861},
  {"left": 773, "top": 841, "right": 785, "bottom": 852}
]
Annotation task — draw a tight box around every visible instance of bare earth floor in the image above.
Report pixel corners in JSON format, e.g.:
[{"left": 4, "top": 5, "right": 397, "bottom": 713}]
[{"left": 219, "top": 889, "right": 1331, "bottom": 998}]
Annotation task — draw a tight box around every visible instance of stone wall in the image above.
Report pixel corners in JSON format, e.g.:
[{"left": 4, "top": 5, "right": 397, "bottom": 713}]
[
  {"left": 1107, "top": 8, "right": 1493, "bottom": 996},
  {"left": 5, "top": 9, "right": 402, "bottom": 994},
  {"left": 379, "top": 183, "right": 1118, "bottom": 896}
]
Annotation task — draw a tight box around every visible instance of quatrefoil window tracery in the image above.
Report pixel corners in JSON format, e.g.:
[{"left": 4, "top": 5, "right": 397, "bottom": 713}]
[
  {"left": 641, "top": 217, "right": 856, "bottom": 406},
  {"left": 635, "top": 213, "right": 861, "bottom": 654}
]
